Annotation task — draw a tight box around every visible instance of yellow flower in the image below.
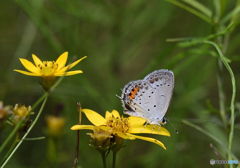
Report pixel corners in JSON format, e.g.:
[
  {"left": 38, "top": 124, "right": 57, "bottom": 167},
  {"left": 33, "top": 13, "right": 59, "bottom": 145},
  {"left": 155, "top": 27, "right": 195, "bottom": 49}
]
[
  {"left": 71, "top": 109, "right": 170, "bottom": 149},
  {"left": 14, "top": 52, "right": 86, "bottom": 91},
  {"left": 12, "top": 104, "right": 33, "bottom": 125},
  {"left": 45, "top": 115, "right": 66, "bottom": 137},
  {"left": 87, "top": 126, "right": 113, "bottom": 153},
  {"left": 14, "top": 52, "right": 86, "bottom": 77}
]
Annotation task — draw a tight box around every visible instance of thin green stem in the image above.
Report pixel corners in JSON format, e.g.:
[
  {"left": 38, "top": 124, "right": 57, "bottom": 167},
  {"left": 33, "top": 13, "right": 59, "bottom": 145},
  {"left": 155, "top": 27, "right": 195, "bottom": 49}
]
[
  {"left": 203, "top": 41, "right": 236, "bottom": 165},
  {"left": 182, "top": 120, "right": 238, "bottom": 161},
  {"left": 0, "top": 64, "right": 67, "bottom": 156},
  {"left": 1, "top": 95, "right": 49, "bottom": 168},
  {"left": 0, "top": 132, "right": 20, "bottom": 165},
  {"left": 101, "top": 152, "right": 107, "bottom": 168},
  {"left": 217, "top": 59, "right": 228, "bottom": 129},
  {"left": 112, "top": 151, "right": 117, "bottom": 168},
  {"left": 0, "top": 92, "right": 48, "bottom": 154},
  {"left": 166, "top": 0, "right": 211, "bottom": 23}
]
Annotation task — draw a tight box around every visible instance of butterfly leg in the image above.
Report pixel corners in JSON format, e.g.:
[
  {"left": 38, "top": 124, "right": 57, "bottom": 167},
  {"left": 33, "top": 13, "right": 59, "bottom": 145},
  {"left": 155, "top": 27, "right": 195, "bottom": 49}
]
[
  {"left": 140, "top": 122, "right": 148, "bottom": 133},
  {"left": 157, "top": 125, "right": 162, "bottom": 133},
  {"left": 151, "top": 124, "right": 158, "bottom": 133}
]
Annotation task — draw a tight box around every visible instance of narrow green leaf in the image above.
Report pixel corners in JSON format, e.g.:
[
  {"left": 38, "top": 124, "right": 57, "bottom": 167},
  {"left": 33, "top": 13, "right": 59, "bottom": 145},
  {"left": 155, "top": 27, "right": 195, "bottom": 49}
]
[
  {"left": 182, "top": 120, "right": 238, "bottom": 161},
  {"left": 166, "top": 0, "right": 211, "bottom": 23},
  {"left": 23, "top": 137, "right": 45, "bottom": 141},
  {"left": 166, "top": 22, "right": 234, "bottom": 47},
  {"left": 221, "top": 5, "right": 240, "bottom": 24},
  {"left": 183, "top": 0, "right": 211, "bottom": 17}
]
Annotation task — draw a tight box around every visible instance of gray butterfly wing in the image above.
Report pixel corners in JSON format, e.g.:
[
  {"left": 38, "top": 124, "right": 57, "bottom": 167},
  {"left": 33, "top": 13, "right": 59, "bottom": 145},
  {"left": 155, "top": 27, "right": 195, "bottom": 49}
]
[
  {"left": 143, "top": 69, "right": 174, "bottom": 121},
  {"left": 121, "top": 69, "right": 174, "bottom": 124},
  {"left": 121, "top": 80, "right": 154, "bottom": 120}
]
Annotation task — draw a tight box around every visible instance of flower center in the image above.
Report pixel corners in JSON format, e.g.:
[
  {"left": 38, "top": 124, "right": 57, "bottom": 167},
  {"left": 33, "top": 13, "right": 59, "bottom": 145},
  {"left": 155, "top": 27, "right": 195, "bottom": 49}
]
[
  {"left": 13, "top": 105, "right": 31, "bottom": 118},
  {"left": 106, "top": 115, "right": 131, "bottom": 133},
  {"left": 38, "top": 61, "right": 59, "bottom": 76}
]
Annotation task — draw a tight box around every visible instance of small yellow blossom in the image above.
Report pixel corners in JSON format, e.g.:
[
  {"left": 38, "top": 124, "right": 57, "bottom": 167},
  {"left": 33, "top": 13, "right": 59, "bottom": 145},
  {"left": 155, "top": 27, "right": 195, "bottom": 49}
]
[
  {"left": 45, "top": 115, "right": 66, "bottom": 137},
  {"left": 14, "top": 52, "right": 86, "bottom": 91},
  {"left": 71, "top": 109, "right": 170, "bottom": 149},
  {"left": 87, "top": 126, "right": 113, "bottom": 152},
  {"left": 12, "top": 104, "right": 32, "bottom": 125}
]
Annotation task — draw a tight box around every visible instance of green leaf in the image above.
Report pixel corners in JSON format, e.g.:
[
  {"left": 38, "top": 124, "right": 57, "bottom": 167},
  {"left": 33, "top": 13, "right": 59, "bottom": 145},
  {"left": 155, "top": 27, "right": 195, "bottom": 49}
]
[
  {"left": 182, "top": 120, "right": 238, "bottom": 161},
  {"left": 166, "top": 0, "right": 211, "bottom": 23},
  {"left": 23, "top": 137, "right": 45, "bottom": 141},
  {"left": 221, "top": 5, "right": 240, "bottom": 24},
  {"left": 182, "top": 0, "right": 211, "bottom": 17}
]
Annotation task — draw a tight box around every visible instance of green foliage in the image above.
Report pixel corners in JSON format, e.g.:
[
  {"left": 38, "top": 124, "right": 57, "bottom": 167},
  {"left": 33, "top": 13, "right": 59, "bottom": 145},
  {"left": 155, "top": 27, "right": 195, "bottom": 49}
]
[{"left": 0, "top": 0, "right": 240, "bottom": 167}]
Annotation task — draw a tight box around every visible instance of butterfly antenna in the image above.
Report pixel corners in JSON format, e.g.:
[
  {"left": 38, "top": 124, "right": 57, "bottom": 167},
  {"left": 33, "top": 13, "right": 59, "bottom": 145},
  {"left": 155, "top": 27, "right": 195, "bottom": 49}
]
[
  {"left": 166, "top": 117, "right": 184, "bottom": 125},
  {"left": 116, "top": 94, "right": 121, "bottom": 99},
  {"left": 166, "top": 119, "right": 179, "bottom": 134}
]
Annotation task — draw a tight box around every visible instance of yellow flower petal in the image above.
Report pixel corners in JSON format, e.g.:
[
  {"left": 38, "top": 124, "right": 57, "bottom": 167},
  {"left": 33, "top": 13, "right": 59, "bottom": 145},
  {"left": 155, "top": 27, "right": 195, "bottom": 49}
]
[
  {"left": 105, "top": 111, "right": 111, "bottom": 119},
  {"left": 126, "top": 133, "right": 166, "bottom": 149},
  {"left": 117, "top": 132, "right": 136, "bottom": 140},
  {"left": 111, "top": 110, "right": 120, "bottom": 118},
  {"left": 58, "top": 56, "right": 87, "bottom": 72},
  {"left": 82, "top": 109, "right": 106, "bottom": 126},
  {"left": 54, "top": 70, "right": 83, "bottom": 76},
  {"left": 128, "top": 116, "right": 146, "bottom": 127},
  {"left": 32, "top": 54, "right": 42, "bottom": 66},
  {"left": 56, "top": 52, "right": 68, "bottom": 70},
  {"left": 105, "top": 110, "right": 120, "bottom": 119},
  {"left": 128, "top": 125, "right": 170, "bottom": 136},
  {"left": 19, "top": 58, "right": 40, "bottom": 74},
  {"left": 13, "top": 70, "right": 41, "bottom": 76},
  {"left": 98, "top": 125, "right": 112, "bottom": 131},
  {"left": 71, "top": 125, "right": 94, "bottom": 130}
]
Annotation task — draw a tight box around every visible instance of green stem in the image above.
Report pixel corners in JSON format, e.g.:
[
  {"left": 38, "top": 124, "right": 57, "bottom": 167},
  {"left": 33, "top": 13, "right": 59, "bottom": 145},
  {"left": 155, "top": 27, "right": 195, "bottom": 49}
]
[
  {"left": 203, "top": 41, "right": 236, "bottom": 165},
  {"left": 216, "top": 59, "right": 228, "bottom": 129},
  {"left": 112, "top": 151, "right": 117, "bottom": 168},
  {"left": 182, "top": 120, "right": 238, "bottom": 161},
  {"left": 0, "top": 95, "right": 49, "bottom": 168},
  {"left": 0, "top": 132, "right": 20, "bottom": 165},
  {"left": 101, "top": 152, "right": 107, "bottom": 168},
  {"left": 0, "top": 92, "right": 48, "bottom": 155}
]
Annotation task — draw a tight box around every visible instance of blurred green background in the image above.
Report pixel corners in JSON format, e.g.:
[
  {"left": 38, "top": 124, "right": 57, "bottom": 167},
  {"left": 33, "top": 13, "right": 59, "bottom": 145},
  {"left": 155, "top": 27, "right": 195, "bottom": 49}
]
[{"left": 0, "top": 0, "right": 240, "bottom": 168}]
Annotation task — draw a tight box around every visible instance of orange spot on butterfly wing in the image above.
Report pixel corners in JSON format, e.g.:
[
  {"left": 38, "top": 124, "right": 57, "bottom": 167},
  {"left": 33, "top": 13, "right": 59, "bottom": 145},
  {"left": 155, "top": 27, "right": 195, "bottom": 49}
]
[
  {"left": 128, "top": 91, "right": 135, "bottom": 99},
  {"left": 130, "top": 91, "right": 135, "bottom": 98},
  {"left": 133, "top": 87, "right": 139, "bottom": 94}
]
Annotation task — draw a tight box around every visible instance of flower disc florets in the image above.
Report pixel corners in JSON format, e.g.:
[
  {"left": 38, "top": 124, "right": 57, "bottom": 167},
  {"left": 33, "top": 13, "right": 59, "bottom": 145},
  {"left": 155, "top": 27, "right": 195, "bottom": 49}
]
[
  {"left": 106, "top": 115, "right": 131, "bottom": 133},
  {"left": 38, "top": 61, "right": 59, "bottom": 76}
]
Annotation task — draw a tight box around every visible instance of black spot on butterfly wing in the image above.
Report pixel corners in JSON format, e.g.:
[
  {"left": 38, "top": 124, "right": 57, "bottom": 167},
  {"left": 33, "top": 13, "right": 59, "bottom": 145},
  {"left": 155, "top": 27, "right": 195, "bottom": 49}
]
[
  {"left": 124, "top": 103, "right": 134, "bottom": 112},
  {"left": 122, "top": 93, "right": 134, "bottom": 111}
]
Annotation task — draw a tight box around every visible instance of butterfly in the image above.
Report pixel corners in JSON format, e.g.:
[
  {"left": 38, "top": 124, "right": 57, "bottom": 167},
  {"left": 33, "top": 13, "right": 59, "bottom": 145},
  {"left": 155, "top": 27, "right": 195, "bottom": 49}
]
[{"left": 120, "top": 69, "right": 174, "bottom": 127}]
